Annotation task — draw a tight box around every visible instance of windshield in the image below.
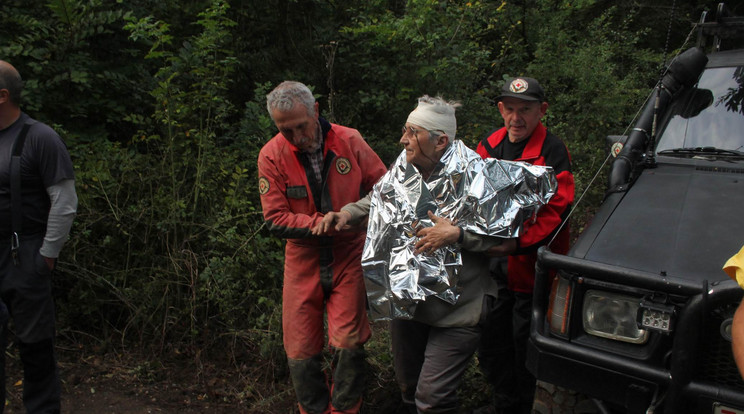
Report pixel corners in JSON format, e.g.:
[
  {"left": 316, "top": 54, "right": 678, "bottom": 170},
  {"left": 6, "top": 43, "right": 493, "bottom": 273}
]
[{"left": 656, "top": 66, "right": 744, "bottom": 154}]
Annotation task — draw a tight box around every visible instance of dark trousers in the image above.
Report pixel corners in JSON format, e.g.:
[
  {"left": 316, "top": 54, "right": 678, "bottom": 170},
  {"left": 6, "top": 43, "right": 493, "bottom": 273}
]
[
  {"left": 392, "top": 319, "right": 481, "bottom": 414},
  {"left": 0, "top": 236, "right": 60, "bottom": 414},
  {"left": 477, "top": 258, "right": 535, "bottom": 414}
]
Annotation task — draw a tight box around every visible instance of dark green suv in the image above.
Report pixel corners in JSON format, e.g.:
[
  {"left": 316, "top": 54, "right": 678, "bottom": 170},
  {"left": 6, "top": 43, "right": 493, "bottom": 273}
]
[{"left": 527, "top": 4, "right": 744, "bottom": 414}]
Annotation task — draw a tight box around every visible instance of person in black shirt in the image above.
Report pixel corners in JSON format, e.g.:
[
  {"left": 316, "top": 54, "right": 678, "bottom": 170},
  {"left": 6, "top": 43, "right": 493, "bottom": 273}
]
[{"left": 0, "top": 60, "right": 77, "bottom": 414}]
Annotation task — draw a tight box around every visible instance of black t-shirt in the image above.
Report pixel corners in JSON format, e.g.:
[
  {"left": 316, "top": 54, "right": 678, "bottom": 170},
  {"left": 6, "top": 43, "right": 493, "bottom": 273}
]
[
  {"left": 499, "top": 136, "right": 529, "bottom": 161},
  {"left": 0, "top": 113, "right": 75, "bottom": 236}
]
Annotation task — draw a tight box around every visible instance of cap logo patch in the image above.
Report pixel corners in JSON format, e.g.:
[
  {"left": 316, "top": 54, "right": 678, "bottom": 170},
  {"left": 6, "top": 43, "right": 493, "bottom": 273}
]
[
  {"left": 510, "top": 78, "right": 529, "bottom": 94},
  {"left": 258, "top": 177, "right": 270, "bottom": 195},
  {"left": 336, "top": 157, "right": 351, "bottom": 175}
]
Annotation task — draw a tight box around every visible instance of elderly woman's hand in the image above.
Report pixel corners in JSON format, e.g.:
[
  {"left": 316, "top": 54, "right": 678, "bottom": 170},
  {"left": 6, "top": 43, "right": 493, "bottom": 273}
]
[{"left": 414, "top": 211, "right": 460, "bottom": 255}]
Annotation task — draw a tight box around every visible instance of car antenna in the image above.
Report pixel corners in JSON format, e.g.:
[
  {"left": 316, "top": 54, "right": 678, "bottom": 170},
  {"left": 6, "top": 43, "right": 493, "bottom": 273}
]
[{"left": 645, "top": 0, "right": 678, "bottom": 169}]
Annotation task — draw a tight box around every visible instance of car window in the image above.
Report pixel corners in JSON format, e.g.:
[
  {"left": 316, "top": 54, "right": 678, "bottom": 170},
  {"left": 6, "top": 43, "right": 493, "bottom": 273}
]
[{"left": 656, "top": 66, "right": 744, "bottom": 153}]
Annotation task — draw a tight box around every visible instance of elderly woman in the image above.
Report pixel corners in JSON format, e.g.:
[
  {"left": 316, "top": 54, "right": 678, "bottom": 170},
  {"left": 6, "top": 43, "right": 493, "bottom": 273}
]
[{"left": 314, "top": 95, "right": 515, "bottom": 413}]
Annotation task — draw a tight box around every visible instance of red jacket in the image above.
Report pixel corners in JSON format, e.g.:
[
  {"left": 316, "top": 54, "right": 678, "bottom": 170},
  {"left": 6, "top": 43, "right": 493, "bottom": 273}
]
[
  {"left": 258, "top": 119, "right": 386, "bottom": 242},
  {"left": 476, "top": 122, "right": 575, "bottom": 293}
]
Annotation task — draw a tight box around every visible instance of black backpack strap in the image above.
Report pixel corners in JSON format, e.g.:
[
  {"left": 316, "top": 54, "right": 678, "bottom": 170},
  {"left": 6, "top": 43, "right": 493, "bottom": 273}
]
[{"left": 9, "top": 120, "right": 35, "bottom": 265}]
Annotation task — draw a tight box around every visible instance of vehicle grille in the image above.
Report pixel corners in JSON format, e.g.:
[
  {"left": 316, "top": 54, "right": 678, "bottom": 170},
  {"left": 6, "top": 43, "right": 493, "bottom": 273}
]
[{"left": 696, "top": 302, "right": 744, "bottom": 389}]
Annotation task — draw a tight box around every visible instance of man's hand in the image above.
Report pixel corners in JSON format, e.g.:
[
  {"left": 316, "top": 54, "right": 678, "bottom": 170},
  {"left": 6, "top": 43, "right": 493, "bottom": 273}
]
[
  {"left": 312, "top": 210, "right": 353, "bottom": 236},
  {"left": 43, "top": 256, "right": 56, "bottom": 271},
  {"left": 487, "top": 238, "right": 517, "bottom": 257},
  {"left": 414, "top": 211, "right": 459, "bottom": 255}
]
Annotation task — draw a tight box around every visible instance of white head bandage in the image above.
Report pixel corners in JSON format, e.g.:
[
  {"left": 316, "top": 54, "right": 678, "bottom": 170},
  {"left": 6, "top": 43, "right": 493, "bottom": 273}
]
[{"left": 406, "top": 96, "right": 458, "bottom": 140}]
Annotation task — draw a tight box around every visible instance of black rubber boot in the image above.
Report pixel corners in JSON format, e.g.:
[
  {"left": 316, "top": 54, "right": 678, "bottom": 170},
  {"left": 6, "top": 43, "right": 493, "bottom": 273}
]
[
  {"left": 288, "top": 354, "right": 330, "bottom": 414},
  {"left": 331, "top": 347, "right": 366, "bottom": 410}
]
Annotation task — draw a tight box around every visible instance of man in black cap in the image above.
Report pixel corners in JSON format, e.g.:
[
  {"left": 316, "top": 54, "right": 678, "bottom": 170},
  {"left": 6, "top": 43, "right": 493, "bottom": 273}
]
[{"left": 474, "top": 77, "right": 575, "bottom": 413}]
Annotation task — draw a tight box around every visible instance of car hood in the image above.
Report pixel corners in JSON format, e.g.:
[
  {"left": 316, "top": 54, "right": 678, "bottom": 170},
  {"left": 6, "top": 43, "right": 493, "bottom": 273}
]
[{"left": 580, "top": 162, "right": 744, "bottom": 284}]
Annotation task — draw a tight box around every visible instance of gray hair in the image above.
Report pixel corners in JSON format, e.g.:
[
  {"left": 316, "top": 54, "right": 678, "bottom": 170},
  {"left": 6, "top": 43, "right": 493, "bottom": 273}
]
[
  {"left": 417, "top": 94, "right": 461, "bottom": 109},
  {"left": 427, "top": 129, "right": 442, "bottom": 143},
  {"left": 266, "top": 81, "right": 316, "bottom": 120},
  {"left": 0, "top": 61, "right": 23, "bottom": 105}
]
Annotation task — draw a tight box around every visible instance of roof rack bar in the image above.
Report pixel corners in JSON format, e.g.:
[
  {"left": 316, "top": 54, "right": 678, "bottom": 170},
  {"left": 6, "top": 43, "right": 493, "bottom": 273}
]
[{"left": 695, "top": 2, "right": 744, "bottom": 52}]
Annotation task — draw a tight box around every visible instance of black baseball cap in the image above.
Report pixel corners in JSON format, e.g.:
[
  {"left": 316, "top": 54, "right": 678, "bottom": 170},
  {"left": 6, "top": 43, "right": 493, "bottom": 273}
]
[{"left": 496, "top": 77, "right": 545, "bottom": 102}]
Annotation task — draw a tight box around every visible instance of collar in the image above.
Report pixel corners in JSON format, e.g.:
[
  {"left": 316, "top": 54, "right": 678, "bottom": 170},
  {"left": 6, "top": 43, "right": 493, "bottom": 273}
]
[
  {"left": 488, "top": 121, "right": 547, "bottom": 161},
  {"left": 520, "top": 122, "right": 547, "bottom": 160},
  {"left": 0, "top": 111, "right": 27, "bottom": 133}
]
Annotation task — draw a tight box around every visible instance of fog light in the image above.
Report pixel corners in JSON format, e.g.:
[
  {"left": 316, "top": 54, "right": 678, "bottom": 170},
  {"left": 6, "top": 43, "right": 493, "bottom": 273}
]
[
  {"left": 637, "top": 299, "right": 675, "bottom": 334},
  {"left": 583, "top": 290, "right": 649, "bottom": 344}
]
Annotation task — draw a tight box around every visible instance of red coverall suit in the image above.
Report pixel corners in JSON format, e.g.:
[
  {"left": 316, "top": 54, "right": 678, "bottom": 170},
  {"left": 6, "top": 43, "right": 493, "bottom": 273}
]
[
  {"left": 258, "top": 118, "right": 386, "bottom": 414},
  {"left": 475, "top": 121, "right": 575, "bottom": 411}
]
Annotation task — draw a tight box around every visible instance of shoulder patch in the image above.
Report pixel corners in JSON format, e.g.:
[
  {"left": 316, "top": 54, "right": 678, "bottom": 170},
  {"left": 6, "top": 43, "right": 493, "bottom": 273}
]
[
  {"left": 335, "top": 157, "right": 351, "bottom": 175},
  {"left": 258, "top": 177, "right": 270, "bottom": 195}
]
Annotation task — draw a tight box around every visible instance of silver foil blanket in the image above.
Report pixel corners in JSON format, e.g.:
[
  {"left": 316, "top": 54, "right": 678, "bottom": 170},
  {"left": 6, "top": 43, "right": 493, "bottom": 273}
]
[{"left": 362, "top": 140, "right": 557, "bottom": 321}]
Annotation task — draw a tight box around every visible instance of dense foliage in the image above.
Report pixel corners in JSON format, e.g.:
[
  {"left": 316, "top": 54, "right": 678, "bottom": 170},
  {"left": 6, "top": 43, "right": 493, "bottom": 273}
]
[{"left": 0, "top": 0, "right": 728, "bottom": 408}]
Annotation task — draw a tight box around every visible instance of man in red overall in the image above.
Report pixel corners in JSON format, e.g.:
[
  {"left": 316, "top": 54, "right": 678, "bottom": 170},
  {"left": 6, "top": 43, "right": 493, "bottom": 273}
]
[
  {"left": 258, "top": 81, "right": 386, "bottom": 414},
  {"left": 475, "top": 77, "right": 575, "bottom": 414}
]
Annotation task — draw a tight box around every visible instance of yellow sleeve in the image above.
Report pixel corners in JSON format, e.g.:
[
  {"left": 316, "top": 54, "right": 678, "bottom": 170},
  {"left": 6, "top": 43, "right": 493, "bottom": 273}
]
[{"left": 723, "top": 245, "right": 744, "bottom": 289}]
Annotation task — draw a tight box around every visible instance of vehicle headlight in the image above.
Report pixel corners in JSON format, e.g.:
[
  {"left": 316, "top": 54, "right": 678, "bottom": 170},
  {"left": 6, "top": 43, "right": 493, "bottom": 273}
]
[{"left": 583, "top": 290, "right": 649, "bottom": 344}]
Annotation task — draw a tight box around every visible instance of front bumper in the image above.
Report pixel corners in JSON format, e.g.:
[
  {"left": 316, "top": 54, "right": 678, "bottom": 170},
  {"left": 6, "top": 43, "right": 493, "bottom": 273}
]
[{"left": 527, "top": 248, "right": 744, "bottom": 413}]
